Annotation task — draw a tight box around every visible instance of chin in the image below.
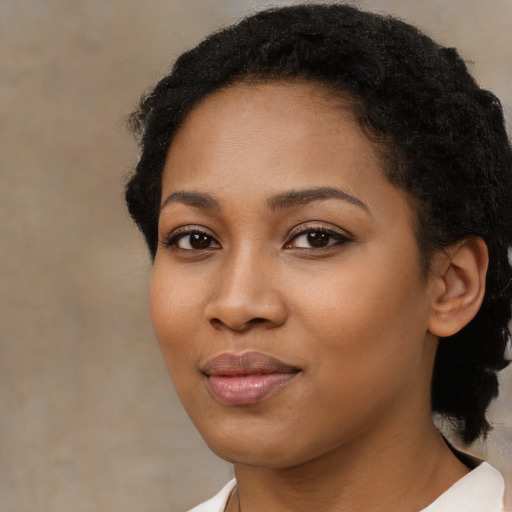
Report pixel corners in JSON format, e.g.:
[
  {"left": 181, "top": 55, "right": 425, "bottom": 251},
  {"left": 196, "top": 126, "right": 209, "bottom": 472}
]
[{"left": 193, "top": 416, "right": 339, "bottom": 470}]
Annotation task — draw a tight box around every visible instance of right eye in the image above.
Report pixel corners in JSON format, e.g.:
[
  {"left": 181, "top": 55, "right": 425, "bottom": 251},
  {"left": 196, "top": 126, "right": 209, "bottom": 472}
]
[{"left": 163, "top": 229, "right": 221, "bottom": 251}]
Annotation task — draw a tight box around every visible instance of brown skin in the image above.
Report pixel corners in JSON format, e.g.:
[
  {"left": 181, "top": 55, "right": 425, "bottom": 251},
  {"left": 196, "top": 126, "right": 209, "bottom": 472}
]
[{"left": 150, "top": 82, "right": 488, "bottom": 511}]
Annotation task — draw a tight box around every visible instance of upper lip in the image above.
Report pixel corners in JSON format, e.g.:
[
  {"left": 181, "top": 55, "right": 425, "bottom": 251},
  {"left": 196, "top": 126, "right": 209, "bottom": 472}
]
[{"left": 201, "top": 351, "right": 300, "bottom": 376}]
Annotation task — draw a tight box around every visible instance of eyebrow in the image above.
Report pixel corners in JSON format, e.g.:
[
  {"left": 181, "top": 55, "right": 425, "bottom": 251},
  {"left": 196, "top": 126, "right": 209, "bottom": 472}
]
[
  {"left": 160, "top": 186, "right": 368, "bottom": 213},
  {"left": 160, "top": 191, "right": 220, "bottom": 211},
  {"left": 268, "top": 187, "right": 368, "bottom": 212}
]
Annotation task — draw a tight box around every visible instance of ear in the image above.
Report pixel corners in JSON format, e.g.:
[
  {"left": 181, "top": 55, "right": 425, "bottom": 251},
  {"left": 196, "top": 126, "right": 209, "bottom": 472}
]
[{"left": 428, "top": 237, "right": 488, "bottom": 338}]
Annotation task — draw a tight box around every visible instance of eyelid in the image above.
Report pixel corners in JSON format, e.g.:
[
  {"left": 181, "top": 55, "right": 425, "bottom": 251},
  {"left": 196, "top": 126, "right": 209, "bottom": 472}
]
[
  {"left": 284, "top": 222, "right": 353, "bottom": 250},
  {"left": 286, "top": 222, "right": 353, "bottom": 241},
  {"left": 160, "top": 225, "right": 220, "bottom": 249}
]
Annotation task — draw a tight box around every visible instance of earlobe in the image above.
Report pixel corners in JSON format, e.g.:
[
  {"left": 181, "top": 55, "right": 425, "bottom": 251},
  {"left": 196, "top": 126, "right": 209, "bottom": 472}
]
[{"left": 428, "top": 237, "right": 488, "bottom": 338}]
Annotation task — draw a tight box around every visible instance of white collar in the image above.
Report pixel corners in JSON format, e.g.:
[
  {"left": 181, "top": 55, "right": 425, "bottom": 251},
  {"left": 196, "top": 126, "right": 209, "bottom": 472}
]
[
  {"left": 420, "top": 462, "right": 505, "bottom": 512},
  {"left": 188, "top": 463, "right": 505, "bottom": 512}
]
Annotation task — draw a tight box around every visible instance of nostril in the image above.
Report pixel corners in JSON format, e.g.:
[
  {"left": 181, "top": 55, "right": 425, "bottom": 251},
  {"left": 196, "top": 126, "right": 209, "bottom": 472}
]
[
  {"left": 205, "top": 286, "right": 288, "bottom": 331},
  {"left": 209, "top": 318, "right": 226, "bottom": 331},
  {"left": 209, "top": 316, "right": 272, "bottom": 332}
]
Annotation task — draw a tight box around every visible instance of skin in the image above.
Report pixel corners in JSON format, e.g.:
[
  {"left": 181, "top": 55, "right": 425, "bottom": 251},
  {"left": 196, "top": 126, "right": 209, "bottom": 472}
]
[{"left": 150, "top": 82, "right": 473, "bottom": 511}]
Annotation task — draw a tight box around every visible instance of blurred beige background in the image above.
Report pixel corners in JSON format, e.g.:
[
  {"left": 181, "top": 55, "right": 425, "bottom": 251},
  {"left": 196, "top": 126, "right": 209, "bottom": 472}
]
[{"left": 0, "top": 1, "right": 511, "bottom": 510}]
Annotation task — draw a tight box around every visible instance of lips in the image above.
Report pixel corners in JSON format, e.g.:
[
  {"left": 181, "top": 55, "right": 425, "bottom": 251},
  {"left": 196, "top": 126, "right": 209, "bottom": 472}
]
[{"left": 201, "top": 351, "right": 300, "bottom": 406}]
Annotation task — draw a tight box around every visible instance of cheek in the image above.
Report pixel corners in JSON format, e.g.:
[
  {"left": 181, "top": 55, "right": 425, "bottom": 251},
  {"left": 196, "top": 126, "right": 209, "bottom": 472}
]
[
  {"left": 149, "top": 262, "right": 198, "bottom": 363},
  {"left": 292, "top": 277, "right": 430, "bottom": 443},
  {"left": 293, "top": 257, "right": 425, "bottom": 335},
  {"left": 149, "top": 266, "right": 208, "bottom": 416},
  {"left": 288, "top": 246, "right": 430, "bottom": 377}
]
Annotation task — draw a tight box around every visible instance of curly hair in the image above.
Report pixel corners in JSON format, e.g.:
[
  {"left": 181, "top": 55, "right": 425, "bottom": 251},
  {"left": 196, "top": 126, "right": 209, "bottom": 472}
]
[{"left": 125, "top": 3, "right": 512, "bottom": 444}]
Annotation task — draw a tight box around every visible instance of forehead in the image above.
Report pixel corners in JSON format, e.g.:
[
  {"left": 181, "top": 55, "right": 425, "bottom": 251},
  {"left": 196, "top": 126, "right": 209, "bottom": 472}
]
[{"left": 163, "top": 81, "right": 384, "bottom": 194}]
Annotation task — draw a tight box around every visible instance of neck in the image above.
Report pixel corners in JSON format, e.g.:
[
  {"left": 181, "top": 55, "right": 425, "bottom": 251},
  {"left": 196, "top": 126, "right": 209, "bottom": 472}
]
[{"left": 228, "top": 420, "right": 469, "bottom": 512}]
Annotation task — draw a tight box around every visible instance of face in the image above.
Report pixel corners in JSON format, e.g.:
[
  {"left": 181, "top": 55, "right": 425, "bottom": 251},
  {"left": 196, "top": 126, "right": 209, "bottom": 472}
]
[{"left": 150, "top": 82, "right": 439, "bottom": 469}]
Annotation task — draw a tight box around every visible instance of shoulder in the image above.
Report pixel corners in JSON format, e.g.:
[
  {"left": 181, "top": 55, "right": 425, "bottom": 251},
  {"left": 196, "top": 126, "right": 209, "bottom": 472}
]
[
  {"left": 420, "top": 462, "right": 506, "bottom": 512},
  {"left": 187, "top": 479, "right": 236, "bottom": 512}
]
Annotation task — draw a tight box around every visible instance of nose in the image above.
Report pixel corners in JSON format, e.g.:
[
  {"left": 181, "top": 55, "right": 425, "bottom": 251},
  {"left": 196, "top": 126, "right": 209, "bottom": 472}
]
[{"left": 204, "top": 249, "right": 288, "bottom": 332}]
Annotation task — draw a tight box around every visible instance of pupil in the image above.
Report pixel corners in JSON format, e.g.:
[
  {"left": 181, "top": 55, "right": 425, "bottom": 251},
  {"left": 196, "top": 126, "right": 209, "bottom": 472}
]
[
  {"left": 190, "top": 233, "right": 211, "bottom": 249},
  {"left": 307, "top": 231, "right": 329, "bottom": 247}
]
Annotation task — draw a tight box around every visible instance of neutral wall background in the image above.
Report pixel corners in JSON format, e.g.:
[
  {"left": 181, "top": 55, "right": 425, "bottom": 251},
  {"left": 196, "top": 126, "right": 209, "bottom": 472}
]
[{"left": 1, "top": 1, "right": 511, "bottom": 510}]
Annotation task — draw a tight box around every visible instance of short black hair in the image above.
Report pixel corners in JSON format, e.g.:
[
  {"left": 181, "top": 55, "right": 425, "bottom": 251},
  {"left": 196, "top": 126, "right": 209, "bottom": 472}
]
[{"left": 125, "top": 3, "right": 512, "bottom": 444}]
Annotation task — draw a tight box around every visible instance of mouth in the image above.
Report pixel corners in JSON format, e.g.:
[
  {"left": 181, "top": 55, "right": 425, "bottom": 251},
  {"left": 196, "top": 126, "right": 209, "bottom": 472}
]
[{"left": 201, "top": 351, "right": 301, "bottom": 406}]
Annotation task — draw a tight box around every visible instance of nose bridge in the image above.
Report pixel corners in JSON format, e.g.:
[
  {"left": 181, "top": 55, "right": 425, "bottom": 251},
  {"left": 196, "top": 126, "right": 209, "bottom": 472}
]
[
  {"left": 224, "top": 244, "right": 264, "bottom": 295},
  {"left": 205, "top": 242, "right": 286, "bottom": 330}
]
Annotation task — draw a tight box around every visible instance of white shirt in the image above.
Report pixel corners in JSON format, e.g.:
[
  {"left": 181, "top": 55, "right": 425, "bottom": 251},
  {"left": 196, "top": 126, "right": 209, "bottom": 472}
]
[{"left": 187, "top": 462, "right": 506, "bottom": 512}]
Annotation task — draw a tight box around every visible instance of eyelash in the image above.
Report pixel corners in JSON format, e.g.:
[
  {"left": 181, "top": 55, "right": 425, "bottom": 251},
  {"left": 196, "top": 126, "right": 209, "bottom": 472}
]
[
  {"left": 161, "top": 228, "right": 220, "bottom": 251},
  {"left": 285, "top": 226, "right": 352, "bottom": 250},
  {"left": 161, "top": 225, "right": 352, "bottom": 252}
]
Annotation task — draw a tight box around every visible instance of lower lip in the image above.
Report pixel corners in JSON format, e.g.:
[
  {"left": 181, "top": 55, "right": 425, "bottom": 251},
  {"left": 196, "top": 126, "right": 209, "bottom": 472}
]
[{"left": 206, "top": 372, "right": 298, "bottom": 406}]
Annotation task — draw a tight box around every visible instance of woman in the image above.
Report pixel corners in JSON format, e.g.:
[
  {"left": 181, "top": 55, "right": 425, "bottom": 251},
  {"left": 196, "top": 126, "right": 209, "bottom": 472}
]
[{"left": 125, "top": 4, "right": 512, "bottom": 511}]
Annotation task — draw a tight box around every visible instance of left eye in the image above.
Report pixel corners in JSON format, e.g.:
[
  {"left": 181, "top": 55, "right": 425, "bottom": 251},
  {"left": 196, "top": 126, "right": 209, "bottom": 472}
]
[
  {"left": 177, "top": 232, "right": 218, "bottom": 250},
  {"left": 164, "top": 231, "right": 221, "bottom": 250},
  {"left": 286, "top": 229, "right": 349, "bottom": 249}
]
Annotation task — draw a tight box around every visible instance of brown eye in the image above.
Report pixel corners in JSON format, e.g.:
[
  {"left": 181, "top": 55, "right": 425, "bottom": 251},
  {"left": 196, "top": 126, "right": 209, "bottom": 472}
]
[
  {"left": 187, "top": 233, "right": 213, "bottom": 249},
  {"left": 164, "top": 230, "right": 221, "bottom": 250},
  {"left": 306, "top": 231, "right": 331, "bottom": 247},
  {"left": 287, "top": 228, "right": 351, "bottom": 249}
]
